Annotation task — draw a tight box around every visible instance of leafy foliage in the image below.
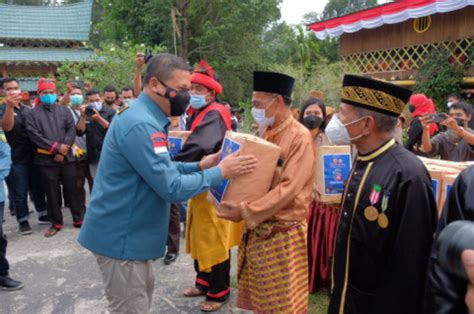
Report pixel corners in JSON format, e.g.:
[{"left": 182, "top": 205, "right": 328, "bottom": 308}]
[
  {"left": 56, "top": 42, "right": 166, "bottom": 92},
  {"left": 416, "top": 48, "right": 466, "bottom": 112},
  {"left": 321, "top": 0, "right": 378, "bottom": 20}
]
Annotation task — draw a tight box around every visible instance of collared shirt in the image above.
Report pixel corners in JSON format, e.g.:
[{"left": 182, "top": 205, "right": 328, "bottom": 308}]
[
  {"left": 25, "top": 103, "right": 76, "bottom": 165},
  {"left": 78, "top": 92, "right": 223, "bottom": 261},
  {"left": 428, "top": 129, "right": 474, "bottom": 161},
  {"left": 240, "top": 116, "right": 316, "bottom": 228},
  {"left": 0, "top": 104, "right": 35, "bottom": 164},
  {"left": 329, "top": 140, "right": 437, "bottom": 314}
]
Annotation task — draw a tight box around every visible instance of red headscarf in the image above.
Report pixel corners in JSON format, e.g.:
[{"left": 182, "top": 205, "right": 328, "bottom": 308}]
[
  {"left": 409, "top": 93, "right": 438, "bottom": 136},
  {"left": 35, "top": 78, "right": 57, "bottom": 107},
  {"left": 191, "top": 60, "right": 223, "bottom": 94}
]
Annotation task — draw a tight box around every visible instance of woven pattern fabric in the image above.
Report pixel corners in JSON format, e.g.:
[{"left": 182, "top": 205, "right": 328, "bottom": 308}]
[{"left": 236, "top": 220, "right": 309, "bottom": 314}]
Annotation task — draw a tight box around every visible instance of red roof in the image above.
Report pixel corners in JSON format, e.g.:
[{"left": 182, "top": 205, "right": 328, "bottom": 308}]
[{"left": 309, "top": 0, "right": 473, "bottom": 39}]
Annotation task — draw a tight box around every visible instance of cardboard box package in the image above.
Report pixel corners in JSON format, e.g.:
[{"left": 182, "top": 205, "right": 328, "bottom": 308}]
[
  {"left": 428, "top": 169, "right": 443, "bottom": 210},
  {"left": 168, "top": 131, "right": 191, "bottom": 157},
  {"left": 439, "top": 173, "right": 458, "bottom": 217},
  {"left": 208, "top": 132, "right": 281, "bottom": 210},
  {"left": 315, "top": 145, "right": 352, "bottom": 204}
]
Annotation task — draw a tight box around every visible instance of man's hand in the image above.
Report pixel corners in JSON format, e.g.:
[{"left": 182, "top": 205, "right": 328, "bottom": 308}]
[
  {"left": 90, "top": 109, "right": 101, "bottom": 122},
  {"left": 58, "top": 144, "right": 69, "bottom": 156},
  {"left": 216, "top": 201, "right": 243, "bottom": 222},
  {"left": 53, "top": 154, "right": 64, "bottom": 163},
  {"left": 219, "top": 154, "right": 257, "bottom": 179},
  {"left": 420, "top": 113, "right": 434, "bottom": 130},
  {"left": 462, "top": 250, "right": 474, "bottom": 312},
  {"left": 136, "top": 53, "right": 145, "bottom": 69},
  {"left": 441, "top": 114, "right": 462, "bottom": 133},
  {"left": 84, "top": 81, "right": 92, "bottom": 92},
  {"left": 4, "top": 91, "right": 21, "bottom": 108},
  {"left": 65, "top": 81, "right": 77, "bottom": 93},
  {"left": 200, "top": 151, "right": 221, "bottom": 170}
]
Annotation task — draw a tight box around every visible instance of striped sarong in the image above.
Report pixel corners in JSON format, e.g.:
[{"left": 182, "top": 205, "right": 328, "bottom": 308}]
[{"left": 236, "top": 220, "right": 308, "bottom": 313}]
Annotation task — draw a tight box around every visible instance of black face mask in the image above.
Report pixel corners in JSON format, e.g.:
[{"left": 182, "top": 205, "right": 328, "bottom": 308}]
[
  {"left": 104, "top": 100, "right": 115, "bottom": 106},
  {"left": 155, "top": 79, "right": 190, "bottom": 116},
  {"left": 409, "top": 105, "right": 416, "bottom": 113},
  {"left": 303, "top": 115, "right": 323, "bottom": 130}
]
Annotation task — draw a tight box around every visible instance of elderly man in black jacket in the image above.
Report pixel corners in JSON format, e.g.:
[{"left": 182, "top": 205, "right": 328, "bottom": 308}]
[{"left": 26, "top": 78, "right": 83, "bottom": 237}]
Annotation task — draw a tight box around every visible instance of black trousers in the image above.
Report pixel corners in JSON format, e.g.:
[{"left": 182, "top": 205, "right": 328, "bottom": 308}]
[
  {"left": 167, "top": 204, "right": 180, "bottom": 254},
  {"left": 76, "top": 159, "right": 93, "bottom": 213},
  {"left": 39, "top": 163, "right": 83, "bottom": 227},
  {"left": 0, "top": 202, "right": 9, "bottom": 276},
  {"left": 194, "top": 257, "right": 231, "bottom": 302}
]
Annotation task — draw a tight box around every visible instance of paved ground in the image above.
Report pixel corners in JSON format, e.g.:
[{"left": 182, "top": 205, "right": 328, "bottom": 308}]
[{"left": 0, "top": 207, "right": 243, "bottom": 314}]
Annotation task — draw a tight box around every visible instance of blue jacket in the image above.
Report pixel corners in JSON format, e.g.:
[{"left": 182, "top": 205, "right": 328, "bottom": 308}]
[
  {"left": 0, "top": 132, "right": 11, "bottom": 203},
  {"left": 78, "top": 92, "right": 223, "bottom": 260}
]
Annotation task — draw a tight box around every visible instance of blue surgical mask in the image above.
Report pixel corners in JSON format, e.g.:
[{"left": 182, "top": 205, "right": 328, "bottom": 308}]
[
  {"left": 40, "top": 94, "right": 57, "bottom": 105},
  {"left": 90, "top": 102, "right": 103, "bottom": 112},
  {"left": 189, "top": 95, "right": 208, "bottom": 109},
  {"left": 70, "top": 95, "right": 83, "bottom": 106}
]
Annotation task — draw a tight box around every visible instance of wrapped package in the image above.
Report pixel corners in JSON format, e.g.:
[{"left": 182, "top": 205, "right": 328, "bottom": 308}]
[
  {"left": 168, "top": 131, "right": 191, "bottom": 157},
  {"left": 439, "top": 173, "right": 459, "bottom": 216},
  {"left": 428, "top": 168, "right": 443, "bottom": 210},
  {"left": 208, "top": 131, "right": 281, "bottom": 210},
  {"left": 315, "top": 145, "right": 352, "bottom": 204}
]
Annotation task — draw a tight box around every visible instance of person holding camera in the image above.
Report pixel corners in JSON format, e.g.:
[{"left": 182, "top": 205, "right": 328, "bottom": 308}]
[
  {"left": 0, "top": 78, "right": 49, "bottom": 235},
  {"left": 425, "top": 165, "right": 474, "bottom": 313},
  {"left": 76, "top": 89, "right": 115, "bottom": 178},
  {"left": 420, "top": 102, "right": 474, "bottom": 161},
  {"left": 25, "top": 78, "right": 83, "bottom": 237},
  {"left": 406, "top": 93, "right": 438, "bottom": 156}
]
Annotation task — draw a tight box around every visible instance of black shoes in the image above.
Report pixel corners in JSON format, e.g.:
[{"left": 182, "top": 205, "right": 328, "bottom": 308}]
[
  {"left": 164, "top": 253, "right": 178, "bottom": 265},
  {"left": 19, "top": 221, "right": 33, "bottom": 235},
  {"left": 0, "top": 275, "right": 24, "bottom": 291},
  {"left": 38, "top": 216, "right": 51, "bottom": 225}
]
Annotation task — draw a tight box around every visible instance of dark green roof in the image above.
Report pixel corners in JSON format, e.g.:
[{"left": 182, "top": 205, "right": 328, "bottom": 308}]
[
  {"left": 0, "top": 48, "right": 95, "bottom": 63},
  {"left": 0, "top": 0, "right": 92, "bottom": 41}
]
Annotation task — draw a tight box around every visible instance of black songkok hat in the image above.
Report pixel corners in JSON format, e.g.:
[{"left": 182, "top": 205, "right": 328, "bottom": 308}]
[
  {"left": 253, "top": 71, "right": 295, "bottom": 98},
  {"left": 341, "top": 75, "right": 413, "bottom": 117}
]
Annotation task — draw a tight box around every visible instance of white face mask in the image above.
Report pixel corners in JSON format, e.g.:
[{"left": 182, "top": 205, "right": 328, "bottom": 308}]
[
  {"left": 325, "top": 114, "right": 366, "bottom": 145},
  {"left": 447, "top": 102, "right": 453, "bottom": 108},
  {"left": 251, "top": 98, "right": 276, "bottom": 130}
]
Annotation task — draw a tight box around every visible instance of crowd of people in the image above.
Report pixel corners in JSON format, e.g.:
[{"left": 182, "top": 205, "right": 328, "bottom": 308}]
[{"left": 0, "top": 52, "right": 473, "bottom": 314}]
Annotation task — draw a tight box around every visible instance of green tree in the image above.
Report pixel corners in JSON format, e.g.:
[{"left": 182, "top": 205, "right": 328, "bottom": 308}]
[
  {"left": 416, "top": 48, "right": 465, "bottom": 112},
  {"left": 322, "top": 0, "right": 378, "bottom": 20},
  {"left": 55, "top": 42, "right": 166, "bottom": 92},
  {"left": 93, "top": 0, "right": 282, "bottom": 105}
]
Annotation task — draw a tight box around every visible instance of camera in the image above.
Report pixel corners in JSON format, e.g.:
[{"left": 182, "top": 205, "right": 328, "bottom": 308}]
[
  {"left": 85, "top": 105, "right": 96, "bottom": 116},
  {"left": 437, "top": 221, "right": 474, "bottom": 280},
  {"left": 429, "top": 113, "right": 448, "bottom": 124}
]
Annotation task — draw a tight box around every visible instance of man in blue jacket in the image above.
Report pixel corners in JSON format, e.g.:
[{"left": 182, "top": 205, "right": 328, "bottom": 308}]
[{"left": 78, "top": 53, "right": 256, "bottom": 313}]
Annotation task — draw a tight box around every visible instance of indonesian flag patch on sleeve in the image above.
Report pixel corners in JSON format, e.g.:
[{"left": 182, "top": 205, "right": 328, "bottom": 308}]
[{"left": 150, "top": 132, "right": 168, "bottom": 154}]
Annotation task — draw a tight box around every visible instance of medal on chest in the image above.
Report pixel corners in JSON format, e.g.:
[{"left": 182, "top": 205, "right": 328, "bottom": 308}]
[
  {"left": 364, "top": 184, "right": 381, "bottom": 222},
  {"left": 364, "top": 184, "right": 390, "bottom": 229}
]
